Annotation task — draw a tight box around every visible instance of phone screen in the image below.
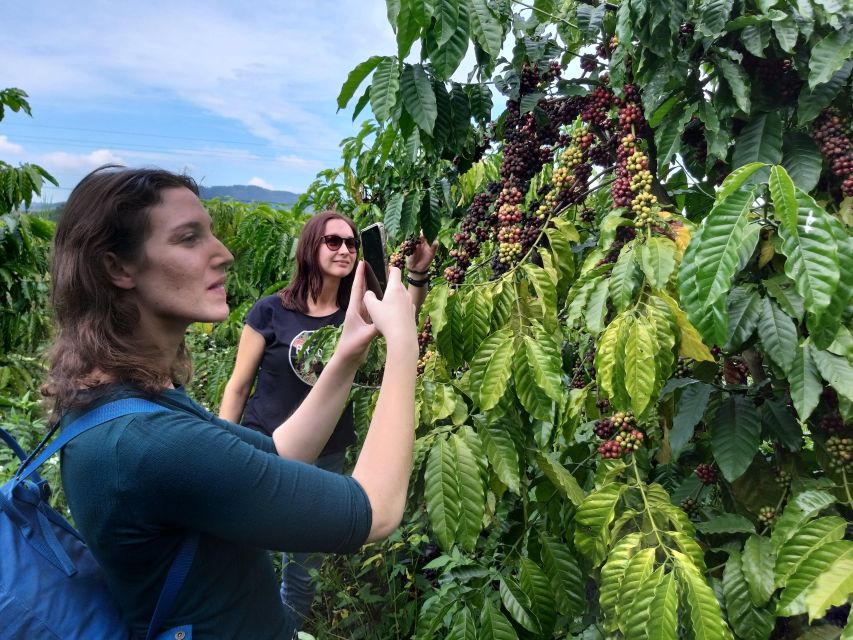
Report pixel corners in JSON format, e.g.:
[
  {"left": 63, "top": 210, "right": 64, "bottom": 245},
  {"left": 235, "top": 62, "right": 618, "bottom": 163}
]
[{"left": 360, "top": 223, "right": 388, "bottom": 296}]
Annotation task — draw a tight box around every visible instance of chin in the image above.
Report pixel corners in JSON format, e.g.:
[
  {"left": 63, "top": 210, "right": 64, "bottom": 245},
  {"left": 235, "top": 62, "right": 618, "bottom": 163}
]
[{"left": 201, "top": 304, "right": 230, "bottom": 323}]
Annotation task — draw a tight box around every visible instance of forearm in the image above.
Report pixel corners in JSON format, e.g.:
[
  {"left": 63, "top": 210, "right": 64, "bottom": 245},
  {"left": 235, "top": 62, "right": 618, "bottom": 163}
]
[
  {"left": 272, "top": 350, "right": 360, "bottom": 462},
  {"left": 352, "top": 341, "right": 418, "bottom": 542},
  {"left": 219, "top": 380, "right": 250, "bottom": 423},
  {"left": 406, "top": 282, "right": 428, "bottom": 313}
]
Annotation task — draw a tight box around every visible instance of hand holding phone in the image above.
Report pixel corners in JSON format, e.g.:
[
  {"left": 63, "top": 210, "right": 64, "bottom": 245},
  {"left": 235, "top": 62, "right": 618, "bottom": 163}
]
[{"left": 360, "top": 223, "right": 388, "bottom": 299}]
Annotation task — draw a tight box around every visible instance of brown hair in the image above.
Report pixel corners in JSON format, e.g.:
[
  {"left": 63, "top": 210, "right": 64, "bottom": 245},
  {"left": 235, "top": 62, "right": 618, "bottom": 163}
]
[
  {"left": 43, "top": 165, "right": 199, "bottom": 415},
  {"left": 279, "top": 210, "right": 357, "bottom": 313}
]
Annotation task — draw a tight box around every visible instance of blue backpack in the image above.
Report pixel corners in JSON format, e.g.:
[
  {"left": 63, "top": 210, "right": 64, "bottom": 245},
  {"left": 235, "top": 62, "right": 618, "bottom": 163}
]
[{"left": 0, "top": 399, "right": 197, "bottom": 640}]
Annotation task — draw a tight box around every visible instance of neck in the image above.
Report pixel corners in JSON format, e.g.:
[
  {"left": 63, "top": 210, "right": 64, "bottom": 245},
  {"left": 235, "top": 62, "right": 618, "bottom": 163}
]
[
  {"left": 307, "top": 276, "right": 341, "bottom": 315},
  {"left": 134, "top": 313, "right": 188, "bottom": 376}
]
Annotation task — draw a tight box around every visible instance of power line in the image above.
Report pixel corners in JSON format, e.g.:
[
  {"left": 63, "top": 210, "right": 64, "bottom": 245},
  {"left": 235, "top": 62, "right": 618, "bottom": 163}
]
[
  {"left": 2, "top": 125, "right": 343, "bottom": 153},
  {"left": 2, "top": 123, "right": 272, "bottom": 147}
]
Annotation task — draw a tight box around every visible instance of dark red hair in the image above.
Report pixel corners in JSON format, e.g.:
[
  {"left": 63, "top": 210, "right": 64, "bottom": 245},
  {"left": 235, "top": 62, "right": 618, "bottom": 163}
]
[{"left": 279, "top": 211, "right": 357, "bottom": 313}]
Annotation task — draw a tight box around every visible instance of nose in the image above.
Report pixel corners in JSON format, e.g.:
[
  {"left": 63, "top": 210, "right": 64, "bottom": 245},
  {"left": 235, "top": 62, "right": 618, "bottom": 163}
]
[{"left": 214, "top": 236, "right": 235, "bottom": 270}]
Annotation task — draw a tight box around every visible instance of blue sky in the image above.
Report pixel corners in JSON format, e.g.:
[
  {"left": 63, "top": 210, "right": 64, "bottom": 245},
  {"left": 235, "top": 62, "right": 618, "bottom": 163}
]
[{"left": 0, "top": 0, "right": 401, "bottom": 202}]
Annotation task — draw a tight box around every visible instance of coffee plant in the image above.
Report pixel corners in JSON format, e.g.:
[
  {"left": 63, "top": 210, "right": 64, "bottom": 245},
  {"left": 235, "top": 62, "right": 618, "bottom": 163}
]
[
  {"left": 2, "top": 3, "right": 853, "bottom": 638},
  {"left": 316, "top": 1, "right": 853, "bottom": 638}
]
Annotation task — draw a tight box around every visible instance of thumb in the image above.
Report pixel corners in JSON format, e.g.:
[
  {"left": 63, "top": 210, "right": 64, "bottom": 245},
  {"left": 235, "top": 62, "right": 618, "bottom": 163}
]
[{"left": 362, "top": 290, "right": 380, "bottom": 318}]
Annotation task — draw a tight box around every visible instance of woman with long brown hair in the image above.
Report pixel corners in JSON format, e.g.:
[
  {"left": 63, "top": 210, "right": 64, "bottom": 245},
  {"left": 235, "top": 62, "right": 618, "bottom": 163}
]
[
  {"left": 219, "top": 210, "right": 434, "bottom": 625},
  {"left": 47, "top": 165, "right": 419, "bottom": 639}
]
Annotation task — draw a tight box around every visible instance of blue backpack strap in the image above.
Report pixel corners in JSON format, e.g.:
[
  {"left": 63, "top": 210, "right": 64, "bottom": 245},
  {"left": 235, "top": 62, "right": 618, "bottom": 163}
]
[
  {"left": 14, "top": 398, "right": 165, "bottom": 484},
  {"left": 145, "top": 532, "right": 200, "bottom": 640},
  {"left": 10, "top": 396, "right": 199, "bottom": 634},
  {"left": 0, "top": 426, "right": 31, "bottom": 464}
]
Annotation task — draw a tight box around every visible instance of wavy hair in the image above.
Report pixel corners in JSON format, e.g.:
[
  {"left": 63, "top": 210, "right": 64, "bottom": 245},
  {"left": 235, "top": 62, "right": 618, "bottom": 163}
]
[
  {"left": 278, "top": 210, "right": 357, "bottom": 313},
  {"left": 42, "top": 165, "right": 197, "bottom": 416}
]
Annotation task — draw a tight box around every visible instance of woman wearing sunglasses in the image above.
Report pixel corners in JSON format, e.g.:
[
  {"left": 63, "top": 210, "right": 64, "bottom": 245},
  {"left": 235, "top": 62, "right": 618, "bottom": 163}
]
[{"left": 219, "top": 210, "right": 434, "bottom": 626}]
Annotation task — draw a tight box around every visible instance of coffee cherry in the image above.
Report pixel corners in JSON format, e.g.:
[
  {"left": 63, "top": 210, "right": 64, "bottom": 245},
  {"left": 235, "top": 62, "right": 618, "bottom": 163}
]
[
  {"left": 695, "top": 463, "right": 718, "bottom": 485},
  {"left": 758, "top": 506, "right": 776, "bottom": 525},
  {"left": 681, "top": 497, "right": 700, "bottom": 518},
  {"left": 821, "top": 413, "right": 845, "bottom": 434},
  {"left": 826, "top": 436, "right": 853, "bottom": 469},
  {"left": 594, "top": 418, "right": 615, "bottom": 439},
  {"left": 775, "top": 469, "right": 792, "bottom": 488}
]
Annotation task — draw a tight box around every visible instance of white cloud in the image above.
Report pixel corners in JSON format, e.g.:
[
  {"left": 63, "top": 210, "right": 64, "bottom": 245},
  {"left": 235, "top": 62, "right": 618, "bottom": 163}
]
[
  {"left": 0, "top": 135, "right": 24, "bottom": 155},
  {"left": 276, "top": 154, "right": 324, "bottom": 170},
  {"left": 41, "top": 149, "right": 125, "bottom": 172},
  {"left": 1, "top": 1, "right": 396, "bottom": 152},
  {"left": 248, "top": 177, "right": 274, "bottom": 190}
]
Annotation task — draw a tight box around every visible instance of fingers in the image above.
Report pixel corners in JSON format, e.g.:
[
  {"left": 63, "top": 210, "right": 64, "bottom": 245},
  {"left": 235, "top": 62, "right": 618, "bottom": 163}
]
[
  {"left": 350, "top": 261, "right": 367, "bottom": 300},
  {"left": 362, "top": 289, "right": 381, "bottom": 320},
  {"left": 385, "top": 266, "right": 404, "bottom": 291}
]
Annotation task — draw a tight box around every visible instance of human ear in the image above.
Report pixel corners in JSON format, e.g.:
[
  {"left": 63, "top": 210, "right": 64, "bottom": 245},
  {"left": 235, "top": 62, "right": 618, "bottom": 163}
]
[{"left": 103, "top": 252, "right": 136, "bottom": 290}]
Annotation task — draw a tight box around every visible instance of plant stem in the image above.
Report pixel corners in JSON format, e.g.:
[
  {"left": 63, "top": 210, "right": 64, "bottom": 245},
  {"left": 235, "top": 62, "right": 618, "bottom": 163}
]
[
  {"left": 631, "top": 456, "right": 672, "bottom": 559},
  {"left": 511, "top": 0, "right": 580, "bottom": 29}
]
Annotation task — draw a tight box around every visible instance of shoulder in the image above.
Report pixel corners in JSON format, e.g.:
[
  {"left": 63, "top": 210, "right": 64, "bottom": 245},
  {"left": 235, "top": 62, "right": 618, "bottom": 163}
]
[
  {"left": 246, "top": 295, "right": 284, "bottom": 327},
  {"left": 252, "top": 294, "right": 284, "bottom": 313}
]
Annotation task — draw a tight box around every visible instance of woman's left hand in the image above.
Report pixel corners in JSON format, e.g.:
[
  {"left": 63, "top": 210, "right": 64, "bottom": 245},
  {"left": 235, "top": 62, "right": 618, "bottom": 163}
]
[
  {"left": 336, "top": 261, "right": 380, "bottom": 363},
  {"left": 406, "top": 232, "right": 438, "bottom": 274}
]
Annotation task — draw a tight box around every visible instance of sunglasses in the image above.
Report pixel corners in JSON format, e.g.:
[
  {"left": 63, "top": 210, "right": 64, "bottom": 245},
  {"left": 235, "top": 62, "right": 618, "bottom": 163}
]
[{"left": 321, "top": 234, "right": 360, "bottom": 253}]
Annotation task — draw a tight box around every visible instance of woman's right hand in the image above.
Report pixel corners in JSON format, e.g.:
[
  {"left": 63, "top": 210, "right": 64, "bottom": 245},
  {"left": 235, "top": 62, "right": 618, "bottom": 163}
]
[
  {"left": 336, "top": 261, "right": 381, "bottom": 363},
  {"left": 362, "top": 266, "right": 417, "bottom": 349}
]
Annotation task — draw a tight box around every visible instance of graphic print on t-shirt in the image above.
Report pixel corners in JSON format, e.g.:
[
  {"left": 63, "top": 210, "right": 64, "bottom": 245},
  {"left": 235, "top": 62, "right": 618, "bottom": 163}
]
[{"left": 289, "top": 329, "right": 325, "bottom": 386}]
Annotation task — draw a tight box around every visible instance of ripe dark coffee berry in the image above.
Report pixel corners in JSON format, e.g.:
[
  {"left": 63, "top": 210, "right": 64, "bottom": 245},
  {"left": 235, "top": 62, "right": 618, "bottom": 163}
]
[
  {"left": 594, "top": 418, "right": 615, "bottom": 439},
  {"left": 695, "top": 463, "right": 718, "bottom": 485},
  {"left": 821, "top": 413, "right": 844, "bottom": 434}
]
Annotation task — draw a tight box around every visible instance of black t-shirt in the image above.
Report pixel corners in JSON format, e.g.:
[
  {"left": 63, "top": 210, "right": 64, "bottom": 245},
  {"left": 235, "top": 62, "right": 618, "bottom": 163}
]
[{"left": 242, "top": 294, "right": 356, "bottom": 455}]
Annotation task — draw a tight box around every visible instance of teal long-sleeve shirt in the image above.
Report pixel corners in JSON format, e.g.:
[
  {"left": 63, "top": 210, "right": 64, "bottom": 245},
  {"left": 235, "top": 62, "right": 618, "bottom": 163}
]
[{"left": 60, "top": 385, "right": 372, "bottom": 639}]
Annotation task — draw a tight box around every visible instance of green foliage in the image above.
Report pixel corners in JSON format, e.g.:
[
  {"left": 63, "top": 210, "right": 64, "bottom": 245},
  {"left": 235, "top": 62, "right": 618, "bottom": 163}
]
[
  {"left": 4, "top": 3, "right": 853, "bottom": 639},
  {"left": 299, "top": 0, "right": 853, "bottom": 637}
]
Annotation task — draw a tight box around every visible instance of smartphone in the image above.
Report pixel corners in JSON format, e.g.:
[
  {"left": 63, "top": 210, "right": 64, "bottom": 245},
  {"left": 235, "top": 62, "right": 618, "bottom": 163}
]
[{"left": 360, "top": 222, "right": 388, "bottom": 299}]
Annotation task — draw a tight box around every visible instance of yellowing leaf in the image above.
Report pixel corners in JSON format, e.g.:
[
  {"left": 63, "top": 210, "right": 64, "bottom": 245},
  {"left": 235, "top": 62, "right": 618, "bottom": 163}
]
[
  {"left": 659, "top": 291, "right": 715, "bottom": 362},
  {"left": 758, "top": 239, "right": 775, "bottom": 268}
]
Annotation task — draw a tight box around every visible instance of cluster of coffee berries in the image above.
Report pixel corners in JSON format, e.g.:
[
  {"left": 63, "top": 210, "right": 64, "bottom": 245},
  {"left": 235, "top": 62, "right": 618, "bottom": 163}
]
[
  {"left": 582, "top": 86, "right": 617, "bottom": 127},
  {"left": 814, "top": 109, "right": 853, "bottom": 197},
  {"left": 695, "top": 463, "right": 718, "bottom": 485},
  {"left": 519, "top": 61, "right": 562, "bottom": 95},
  {"left": 389, "top": 236, "right": 421, "bottom": 270},
  {"left": 674, "top": 359, "right": 693, "bottom": 378},
  {"left": 681, "top": 497, "right": 700, "bottom": 518},
  {"left": 825, "top": 436, "right": 853, "bottom": 470},
  {"left": 775, "top": 469, "right": 792, "bottom": 488},
  {"left": 595, "top": 224, "right": 637, "bottom": 267},
  {"left": 821, "top": 412, "right": 845, "bottom": 434},
  {"left": 417, "top": 350, "right": 434, "bottom": 376},
  {"left": 418, "top": 317, "right": 432, "bottom": 354},
  {"left": 570, "top": 343, "right": 596, "bottom": 389},
  {"left": 744, "top": 55, "right": 803, "bottom": 102},
  {"left": 723, "top": 358, "right": 749, "bottom": 385},
  {"left": 596, "top": 411, "right": 644, "bottom": 458},
  {"left": 758, "top": 506, "right": 776, "bottom": 526}
]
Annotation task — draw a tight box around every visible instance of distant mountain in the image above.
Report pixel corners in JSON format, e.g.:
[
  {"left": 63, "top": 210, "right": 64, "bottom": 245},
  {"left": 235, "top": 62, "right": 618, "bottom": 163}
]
[
  {"left": 19, "top": 184, "right": 302, "bottom": 217},
  {"left": 198, "top": 185, "right": 301, "bottom": 205}
]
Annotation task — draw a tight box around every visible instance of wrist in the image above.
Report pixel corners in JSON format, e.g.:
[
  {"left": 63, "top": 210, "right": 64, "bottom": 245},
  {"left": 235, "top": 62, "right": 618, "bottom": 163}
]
[
  {"left": 406, "top": 275, "right": 429, "bottom": 288},
  {"left": 385, "top": 336, "right": 418, "bottom": 360}
]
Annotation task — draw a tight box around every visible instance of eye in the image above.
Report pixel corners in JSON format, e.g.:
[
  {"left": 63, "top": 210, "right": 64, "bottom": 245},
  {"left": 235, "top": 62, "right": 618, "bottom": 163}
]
[{"left": 180, "top": 233, "right": 199, "bottom": 245}]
